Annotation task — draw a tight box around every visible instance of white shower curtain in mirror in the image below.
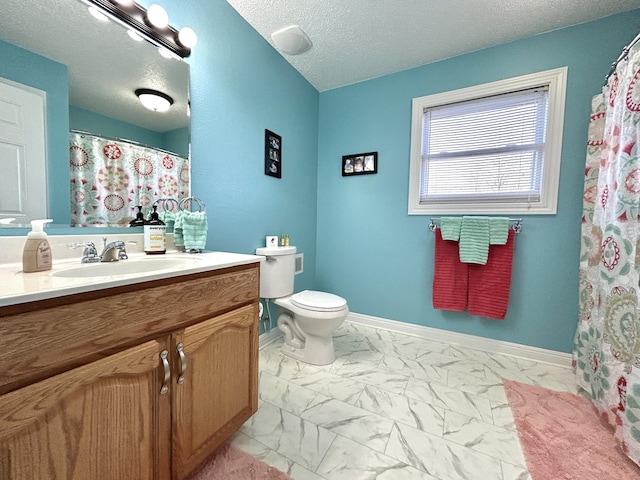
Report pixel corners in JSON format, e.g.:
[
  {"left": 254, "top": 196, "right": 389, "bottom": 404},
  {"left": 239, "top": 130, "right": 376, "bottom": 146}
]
[
  {"left": 69, "top": 132, "right": 189, "bottom": 227},
  {"left": 574, "top": 38, "right": 640, "bottom": 467}
]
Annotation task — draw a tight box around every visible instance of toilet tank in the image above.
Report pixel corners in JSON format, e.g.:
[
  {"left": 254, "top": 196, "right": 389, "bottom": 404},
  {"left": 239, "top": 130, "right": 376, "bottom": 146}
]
[{"left": 255, "top": 246, "right": 297, "bottom": 299}]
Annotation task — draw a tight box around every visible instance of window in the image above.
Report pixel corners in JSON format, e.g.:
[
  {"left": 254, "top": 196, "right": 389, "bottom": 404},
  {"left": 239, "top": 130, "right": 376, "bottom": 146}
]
[{"left": 408, "top": 67, "right": 567, "bottom": 215}]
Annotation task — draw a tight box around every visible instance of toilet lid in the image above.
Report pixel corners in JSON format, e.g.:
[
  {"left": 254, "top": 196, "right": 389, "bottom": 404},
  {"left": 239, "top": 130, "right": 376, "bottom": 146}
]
[{"left": 291, "top": 290, "right": 347, "bottom": 312}]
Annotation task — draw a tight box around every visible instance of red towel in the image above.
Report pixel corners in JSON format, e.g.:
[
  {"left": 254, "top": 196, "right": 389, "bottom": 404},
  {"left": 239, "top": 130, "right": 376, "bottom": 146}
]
[
  {"left": 432, "top": 228, "right": 468, "bottom": 312},
  {"left": 468, "top": 230, "right": 515, "bottom": 320}
]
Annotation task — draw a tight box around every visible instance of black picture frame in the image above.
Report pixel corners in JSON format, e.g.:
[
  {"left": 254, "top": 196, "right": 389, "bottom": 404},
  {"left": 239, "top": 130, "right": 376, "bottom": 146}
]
[
  {"left": 265, "top": 129, "right": 282, "bottom": 178},
  {"left": 342, "top": 151, "right": 377, "bottom": 176}
]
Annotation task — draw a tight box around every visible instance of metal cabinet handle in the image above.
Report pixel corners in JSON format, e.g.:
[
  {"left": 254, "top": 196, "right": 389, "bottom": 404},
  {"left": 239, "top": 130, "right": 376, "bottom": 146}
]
[
  {"left": 160, "top": 350, "right": 170, "bottom": 395},
  {"left": 176, "top": 343, "right": 187, "bottom": 384}
]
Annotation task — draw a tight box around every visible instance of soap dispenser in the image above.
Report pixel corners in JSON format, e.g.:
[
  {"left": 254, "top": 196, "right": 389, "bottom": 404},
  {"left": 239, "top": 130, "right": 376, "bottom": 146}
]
[
  {"left": 129, "top": 205, "right": 145, "bottom": 227},
  {"left": 144, "top": 205, "right": 166, "bottom": 254},
  {"left": 22, "top": 219, "right": 53, "bottom": 273}
]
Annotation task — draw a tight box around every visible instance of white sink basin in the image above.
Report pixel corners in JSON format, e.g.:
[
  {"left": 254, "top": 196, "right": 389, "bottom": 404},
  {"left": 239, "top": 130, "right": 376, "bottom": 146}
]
[{"left": 51, "top": 257, "right": 198, "bottom": 278}]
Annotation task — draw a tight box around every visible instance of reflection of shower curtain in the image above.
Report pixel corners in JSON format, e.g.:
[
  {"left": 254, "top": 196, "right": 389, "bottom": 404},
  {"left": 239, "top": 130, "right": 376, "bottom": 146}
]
[
  {"left": 574, "top": 37, "right": 640, "bottom": 467},
  {"left": 69, "top": 132, "right": 189, "bottom": 227}
]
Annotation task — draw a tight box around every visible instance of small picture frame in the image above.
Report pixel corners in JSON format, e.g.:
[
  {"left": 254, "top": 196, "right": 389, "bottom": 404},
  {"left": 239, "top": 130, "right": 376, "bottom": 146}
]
[
  {"left": 265, "top": 129, "right": 282, "bottom": 178},
  {"left": 342, "top": 151, "right": 377, "bottom": 176}
]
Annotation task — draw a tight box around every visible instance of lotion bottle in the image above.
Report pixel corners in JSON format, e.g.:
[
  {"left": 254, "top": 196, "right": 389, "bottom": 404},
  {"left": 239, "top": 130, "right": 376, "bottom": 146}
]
[
  {"left": 144, "top": 205, "right": 166, "bottom": 254},
  {"left": 22, "top": 219, "right": 53, "bottom": 273}
]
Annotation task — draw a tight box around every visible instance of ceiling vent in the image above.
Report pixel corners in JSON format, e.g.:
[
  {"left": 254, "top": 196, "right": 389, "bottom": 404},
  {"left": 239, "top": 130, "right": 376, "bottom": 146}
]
[{"left": 271, "top": 25, "right": 312, "bottom": 55}]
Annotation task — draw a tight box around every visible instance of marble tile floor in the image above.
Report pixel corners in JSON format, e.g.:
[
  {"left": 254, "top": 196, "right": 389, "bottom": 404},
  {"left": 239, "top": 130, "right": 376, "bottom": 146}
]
[{"left": 230, "top": 321, "right": 578, "bottom": 480}]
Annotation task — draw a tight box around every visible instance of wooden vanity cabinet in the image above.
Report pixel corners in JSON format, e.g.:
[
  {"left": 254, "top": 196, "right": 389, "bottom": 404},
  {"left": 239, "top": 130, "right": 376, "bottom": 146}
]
[
  {"left": 0, "top": 338, "right": 172, "bottom": 480},
  {"left": 172, "top": 304, "right": 258, "bottom": 479},
  {"left": 0, "top": 263, "right": 260, "bottom": 480}
]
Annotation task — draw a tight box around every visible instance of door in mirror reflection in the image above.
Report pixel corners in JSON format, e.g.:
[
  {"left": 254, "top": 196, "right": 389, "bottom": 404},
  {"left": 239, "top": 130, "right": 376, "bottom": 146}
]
[{"left": 0, "top": 78, "right": 47, "bottom": 223}]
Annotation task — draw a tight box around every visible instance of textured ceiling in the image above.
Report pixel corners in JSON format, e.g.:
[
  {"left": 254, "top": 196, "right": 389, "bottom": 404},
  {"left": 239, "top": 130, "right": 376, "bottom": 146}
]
[
  {"left": 227, "top": 0, "right": 640, "bottom": 92},
  {"left": 0, "top": 0, "right": 189, "bottom": 133}
]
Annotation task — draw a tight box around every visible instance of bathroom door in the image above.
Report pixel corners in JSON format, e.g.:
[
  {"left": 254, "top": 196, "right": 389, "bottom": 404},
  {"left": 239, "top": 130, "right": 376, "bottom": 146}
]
[{"left": 0, "top": 78, "right": 47, "bottom": 223}]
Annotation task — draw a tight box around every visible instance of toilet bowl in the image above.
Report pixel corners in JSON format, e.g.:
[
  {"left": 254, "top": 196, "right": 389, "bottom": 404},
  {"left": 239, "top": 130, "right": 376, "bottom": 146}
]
[
  {"left": 274, "top": 290, "right": 349, "bottom": 365},
  {"left": 256, "top": 246, "right": 349, "bottom": 365}
]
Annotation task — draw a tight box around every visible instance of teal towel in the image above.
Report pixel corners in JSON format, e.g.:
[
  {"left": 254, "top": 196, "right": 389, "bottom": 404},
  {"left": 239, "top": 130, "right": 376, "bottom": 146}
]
[
  {"left": 459, "top": 216, "right": 490, "bottom": 264},
  {"left": 179, "top": 211, "right": 208, "bottom": 251},
  {"left": 441, "top": 217, "right": 462, "bottom": 241},
  {"left": 173, "top": 211, "right": 185, "bottom": 248},
  {"left": 489, "top": 217, "right": 510, "bottom": 245},
  {"left": 158, "top": 211, "right": 176, "bottom": 230}
]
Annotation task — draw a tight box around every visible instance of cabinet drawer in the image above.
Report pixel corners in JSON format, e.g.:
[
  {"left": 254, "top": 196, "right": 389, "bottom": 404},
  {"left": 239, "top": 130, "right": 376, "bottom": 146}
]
[{"left": 0, "top": 264, "right": 259, "bottom": 395}]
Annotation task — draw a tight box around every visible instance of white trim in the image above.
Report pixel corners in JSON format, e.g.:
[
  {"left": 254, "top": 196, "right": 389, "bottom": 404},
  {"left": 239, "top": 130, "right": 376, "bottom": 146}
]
[
  {"left": 346, "top": 312, "right": 572, "bottom": 368},
  {"left": 259, "top": 327, "right": 282, "bottom": 349},
  {"left": 257, "top": 311, "right": 572, "bottom": 368},
  {"left": 408, "top": 67, "right": 567, "bottom": 215}
]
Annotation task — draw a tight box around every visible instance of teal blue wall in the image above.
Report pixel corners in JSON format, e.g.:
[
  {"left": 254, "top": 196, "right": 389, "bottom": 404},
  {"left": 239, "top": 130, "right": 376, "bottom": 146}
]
[
  {"left": 316, "top": 10, "right": 640, "bottom": 353},
  {"left": 154, "top": 0, "right": 320, "bottom": 292},
  {"left": 0, "top": 39, "right": 69, "bottom": 224}
]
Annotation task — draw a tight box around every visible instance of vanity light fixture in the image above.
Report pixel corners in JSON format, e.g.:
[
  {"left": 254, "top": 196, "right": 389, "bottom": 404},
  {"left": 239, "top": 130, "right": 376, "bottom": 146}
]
[
  {"left": 146, "top": 4, "right": 169, "bottom": 28},
  {"left": 135, "top": 89, "right": 174, "bottom": 112},
  {"left": 178, "top": 27, "right": 198, "bottom": 49},
  {"left": 82, "top": 0, "right": 197, "bottom": 58}
]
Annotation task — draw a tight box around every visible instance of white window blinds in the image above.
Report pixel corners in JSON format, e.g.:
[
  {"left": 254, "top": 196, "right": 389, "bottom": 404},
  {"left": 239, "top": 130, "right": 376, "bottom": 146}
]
[{"left": 420, "top": 87, "right": 549, "bottom": 205}]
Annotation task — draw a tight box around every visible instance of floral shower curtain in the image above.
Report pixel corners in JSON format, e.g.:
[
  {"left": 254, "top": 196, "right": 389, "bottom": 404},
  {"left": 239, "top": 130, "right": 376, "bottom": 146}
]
[
  {"left": 574, "top": 38, "right": 640, "bottom": 467},
  {"left": 69, "top": 132, "right": 189, "bottom": 226}
]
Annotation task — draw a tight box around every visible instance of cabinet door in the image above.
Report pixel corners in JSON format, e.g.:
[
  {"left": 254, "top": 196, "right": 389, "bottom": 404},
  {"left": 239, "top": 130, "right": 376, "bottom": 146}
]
[
  {"left": 172, "top": 303, "right": 259, "bottom": 479},
  {"left": 0, "top": 338, "right": 172, "bottom": 480}
]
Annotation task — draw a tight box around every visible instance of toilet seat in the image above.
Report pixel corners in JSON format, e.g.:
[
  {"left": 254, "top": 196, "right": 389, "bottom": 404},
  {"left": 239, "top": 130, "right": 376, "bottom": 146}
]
[{"left": 291, "top": 290, "right": 347, "bottom": 312}]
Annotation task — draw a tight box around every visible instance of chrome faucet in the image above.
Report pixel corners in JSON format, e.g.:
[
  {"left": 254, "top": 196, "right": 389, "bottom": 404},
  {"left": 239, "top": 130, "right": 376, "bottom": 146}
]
[
  {"left": 79, "top": 242, "right": 100, "bottom": 263},
  {"left": 69, "top": 238, "right": 129, "bottom": 263},
  {"left": 99, "top": 238, "right": 128, "bottom": 262}
]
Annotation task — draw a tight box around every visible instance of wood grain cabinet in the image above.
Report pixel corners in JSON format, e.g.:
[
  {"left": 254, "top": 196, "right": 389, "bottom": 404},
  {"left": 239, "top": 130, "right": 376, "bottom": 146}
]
[{"left": 0, "top": 263, "right": 260, "bottom": 480}]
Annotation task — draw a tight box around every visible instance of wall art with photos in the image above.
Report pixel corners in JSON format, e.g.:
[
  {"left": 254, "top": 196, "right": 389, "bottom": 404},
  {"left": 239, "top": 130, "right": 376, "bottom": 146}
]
[
  {"left": 265, "top": 129, "right": 282, "bottom": 178},
  {"left": 342, "top": 151, "right": 377, "bottom": 176}
]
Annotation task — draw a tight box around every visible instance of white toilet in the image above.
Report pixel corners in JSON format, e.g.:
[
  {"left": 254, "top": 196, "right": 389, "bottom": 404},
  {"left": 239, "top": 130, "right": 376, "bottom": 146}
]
[{"left": 256, "top": 246, "right": 349, "bottom": 365}]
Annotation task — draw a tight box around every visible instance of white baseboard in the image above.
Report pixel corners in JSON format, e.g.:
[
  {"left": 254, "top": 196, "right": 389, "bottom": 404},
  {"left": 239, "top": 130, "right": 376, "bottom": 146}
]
[
  {"left": 346, "top": 312, "right": 572, "bottom": 368},
  {"left": 259, "top": 327, "right": 282, "bottom": 349},
  {"left": 258, "top": 311, "right": 572, "bottom": 368}
]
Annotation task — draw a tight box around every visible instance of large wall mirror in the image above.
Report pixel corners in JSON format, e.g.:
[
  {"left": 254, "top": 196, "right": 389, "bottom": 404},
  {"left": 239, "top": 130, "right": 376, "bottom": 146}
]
[{"left": 0, "top": 0, "right": 190, "bottom": 230}]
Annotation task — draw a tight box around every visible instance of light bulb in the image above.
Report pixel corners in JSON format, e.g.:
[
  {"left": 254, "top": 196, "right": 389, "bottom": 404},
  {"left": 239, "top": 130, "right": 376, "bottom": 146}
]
[
  {"left": 88, "top": 6, "right": 109, "bottom": 22},
  {"left": 147, "top": 4, "right": 169, "bottom": 28},
  {"left": 158, "top": 47, "right": 173, "bottom": 59},
  {"left": 127, "top": 30, "right": 144, "bottom": 42},
  {"left": 178, "top": 27, "right": 198, "bottom": 48}
]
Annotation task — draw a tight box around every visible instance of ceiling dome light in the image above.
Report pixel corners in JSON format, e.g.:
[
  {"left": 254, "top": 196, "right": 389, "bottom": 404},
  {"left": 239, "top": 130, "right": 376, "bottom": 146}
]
[
  {"left": 88, "top": 6, "right": 109, "bottom": 22},
  {"left": 178, "top": 27, "right": 198, "bottom": 48},
  {"left": 147, "top": 4, "right": 169, "bottom": 28},
  {"left": 135, "top": 89, "right": 174, "bottom": 112}
]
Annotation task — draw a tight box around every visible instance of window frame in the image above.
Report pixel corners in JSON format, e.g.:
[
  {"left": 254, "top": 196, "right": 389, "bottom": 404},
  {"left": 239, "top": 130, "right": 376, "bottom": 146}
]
[{"left": 408, "top": 67, "right": 567, "bottom": 215}]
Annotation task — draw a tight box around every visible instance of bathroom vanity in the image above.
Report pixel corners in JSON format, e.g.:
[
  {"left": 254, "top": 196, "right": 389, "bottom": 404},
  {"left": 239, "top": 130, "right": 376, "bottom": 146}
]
[{"left": 0, "top": 251, "right": 261, "bottom": 480}]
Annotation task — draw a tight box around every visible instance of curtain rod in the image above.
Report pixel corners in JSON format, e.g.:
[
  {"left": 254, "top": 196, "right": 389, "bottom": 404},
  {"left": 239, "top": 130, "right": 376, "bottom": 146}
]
[
  {"left": 70, "top": 129, "right": 187, "bottom": 160},
  {"left": 605, "top": 31, "right": 640, "bottom": 82}
]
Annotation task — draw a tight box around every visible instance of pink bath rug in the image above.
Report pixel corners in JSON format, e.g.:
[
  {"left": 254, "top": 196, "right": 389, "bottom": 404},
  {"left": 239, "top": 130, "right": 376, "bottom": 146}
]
[
  {"left": 504, "top": 379, "right": 639, "bottom": 479},
  {"left": 185, "top": 442, "right": 292, "bottom": 480}
]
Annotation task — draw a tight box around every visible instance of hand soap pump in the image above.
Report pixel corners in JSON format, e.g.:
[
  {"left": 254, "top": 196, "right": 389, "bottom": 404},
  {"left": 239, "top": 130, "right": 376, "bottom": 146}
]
[
  {"left": 144, "top": 205, "right": 166, "bottom": 255},
  {"left": 22, "top": 219, "right": 53, "bottom": 273},
  {"left": 129, "top": 205, "right": 145, "bottom": 227}
]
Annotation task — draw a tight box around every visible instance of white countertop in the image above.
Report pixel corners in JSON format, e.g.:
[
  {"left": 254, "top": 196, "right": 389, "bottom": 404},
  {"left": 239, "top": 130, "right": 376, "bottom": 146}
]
[{"left": 0, "top": 251, "right": 263, "bottom": 308}]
